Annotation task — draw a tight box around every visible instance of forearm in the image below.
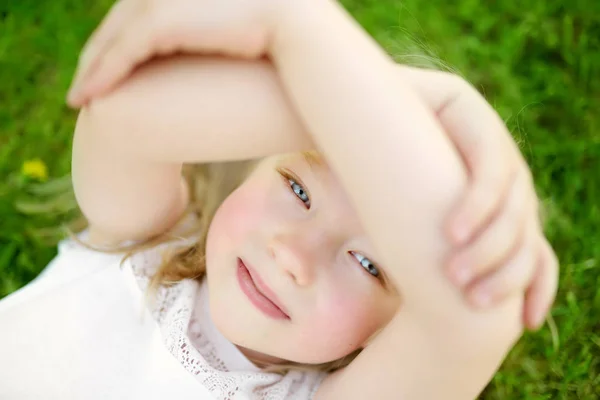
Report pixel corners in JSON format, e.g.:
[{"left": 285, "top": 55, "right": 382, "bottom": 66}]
[
  {"left": 84, "top": 52, "right": 470, "bottom": 164},
  {"left": 85, "top": 56, "right": 314, "bottom": 163},
  {"left": 270, "top": 1, "right": 521, "bottom": 397}
]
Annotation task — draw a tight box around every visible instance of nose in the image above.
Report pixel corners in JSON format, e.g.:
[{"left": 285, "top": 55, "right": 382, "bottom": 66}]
[{"left": 268, "top": 229, "right": 326, "bottom": 287}]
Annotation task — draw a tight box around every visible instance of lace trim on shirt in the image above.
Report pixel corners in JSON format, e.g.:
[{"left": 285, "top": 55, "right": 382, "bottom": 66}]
[{"left": 128, "top": 243, "right": 326, "bottom": 400}]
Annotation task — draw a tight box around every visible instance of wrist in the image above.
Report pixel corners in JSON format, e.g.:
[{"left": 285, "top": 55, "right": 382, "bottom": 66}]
[{"left": 268, "top": 0, "right": 397, "bottom": 75}]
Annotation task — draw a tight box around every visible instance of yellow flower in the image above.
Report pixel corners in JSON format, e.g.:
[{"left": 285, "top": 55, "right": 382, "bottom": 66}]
[{"left": 21, "top": 158, "right": 49, "bottom": 181}]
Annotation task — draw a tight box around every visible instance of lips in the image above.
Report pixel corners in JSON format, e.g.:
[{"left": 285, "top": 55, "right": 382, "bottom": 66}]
[{"left": 237, "top": 258, "right": 290, "bottom": 320}]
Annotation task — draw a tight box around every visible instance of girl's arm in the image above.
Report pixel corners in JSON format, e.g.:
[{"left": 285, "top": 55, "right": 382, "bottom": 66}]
[
  {"left": 72, "top": 56, "right": 310, "bottom": 244},
  {"left": 73, "top": 56, "right": 465, "bottom": 244},
  {"left": 265, "top": 2, "right": 522, "bottom": 399}
]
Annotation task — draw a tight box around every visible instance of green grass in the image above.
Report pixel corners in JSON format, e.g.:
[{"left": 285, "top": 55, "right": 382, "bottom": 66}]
[{"left": 1, "top": 0, "right": 598, "bottom": 398}]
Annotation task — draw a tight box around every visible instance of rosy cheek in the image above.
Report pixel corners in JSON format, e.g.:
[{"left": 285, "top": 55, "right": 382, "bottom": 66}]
[
  {"left": 298, "top": 287, "right": 382, "bottom": 360},
  {"left": 210, "top": 182, "right": 271, "bottom": 247}
]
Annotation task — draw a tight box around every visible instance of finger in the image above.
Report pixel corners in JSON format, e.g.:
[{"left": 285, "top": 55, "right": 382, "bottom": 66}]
[
  {"left": 448, "top": 159, "right": 518, "bottom": 245},
  {"left": 77, "top": 15, "right": 155, "bottom": 103},
  {"left": 523, "top": 237, "right": 559, "bottom": 330},
  {"left": 446, "top": 169, "right": 530, "bottom": 287},
  {"left": 466, "top": 219, "right": 538, "bottom": 308},
  {"left": 68, "top": 0, "right": 135, "bottom": 106},
  {"left": 81, "top": 0, "right": 132, "bottom": 71},
  {"left": 433, "top": 78, "right": 521, "bottom": 245}
]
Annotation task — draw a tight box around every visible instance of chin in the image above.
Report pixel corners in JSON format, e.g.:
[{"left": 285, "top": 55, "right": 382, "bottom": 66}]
[
  {"left": 249, "top": 340, "right": 359, "bottom": 366},
  {"left": 283, "top": 338, "right": 365, "bottom": 365}
]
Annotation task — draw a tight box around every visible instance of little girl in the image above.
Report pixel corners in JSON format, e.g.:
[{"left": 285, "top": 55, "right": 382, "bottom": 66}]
[{"left": 0, "top": 0, "right": 558, "bottom": 399}]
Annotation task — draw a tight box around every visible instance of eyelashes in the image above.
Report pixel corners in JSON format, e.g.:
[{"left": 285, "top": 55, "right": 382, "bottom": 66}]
[
  {"left": 278, "top": 168, "right": 311, "bottom": 209},
  {"left": 349, "top": 251, "right": 380, "bottom": 278}
]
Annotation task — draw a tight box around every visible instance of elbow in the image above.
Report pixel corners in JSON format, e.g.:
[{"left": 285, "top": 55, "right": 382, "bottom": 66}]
[{"left": 72, "top": 99, "right": 185, "bottom": 245}]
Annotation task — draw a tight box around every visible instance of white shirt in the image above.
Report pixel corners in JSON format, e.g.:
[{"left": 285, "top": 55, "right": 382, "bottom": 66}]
[{"left": 0, "top": 235, "right": 325, "bottom": 400}]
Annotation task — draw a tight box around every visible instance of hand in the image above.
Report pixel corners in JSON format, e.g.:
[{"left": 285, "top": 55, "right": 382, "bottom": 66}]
[
  {"left": 426, "top": 73, "right": 559, "bottom": 331},
  {"left": 67, "top": 0, "right": 281, "bottom": 106}
]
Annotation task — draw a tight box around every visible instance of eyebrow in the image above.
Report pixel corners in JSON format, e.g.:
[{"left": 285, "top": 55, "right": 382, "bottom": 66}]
[
  {"left": 300, "top": 151, "right": 327, "bottom": 178},
  {"left": 301, "top": 150, "right": 324, "bottom": 166}
]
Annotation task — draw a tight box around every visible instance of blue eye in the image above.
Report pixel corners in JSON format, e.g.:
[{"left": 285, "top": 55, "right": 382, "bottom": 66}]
[
  {"left": 287, "top": 177, "right": 311, "bottom": 208},
  {"left": 351, "top": 251, "right": 380, "bottom": 278}
]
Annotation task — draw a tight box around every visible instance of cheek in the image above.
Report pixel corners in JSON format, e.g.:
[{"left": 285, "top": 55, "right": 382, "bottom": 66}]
[
  {"left": 207, "top": 180, "right": 271, "bottom": 253},
  {"left": 295, "top": 284, "right": 389, "bottom": 362}
]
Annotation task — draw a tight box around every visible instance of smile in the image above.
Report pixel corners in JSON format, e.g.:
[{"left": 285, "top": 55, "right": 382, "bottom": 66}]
[{"left": 237, "top": 258, "right": 290, "bottom": 320}]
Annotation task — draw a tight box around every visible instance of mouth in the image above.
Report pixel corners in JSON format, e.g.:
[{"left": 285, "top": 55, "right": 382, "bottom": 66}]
[{"left": 237, "top": 258, "right": 290, "bottom": 320}]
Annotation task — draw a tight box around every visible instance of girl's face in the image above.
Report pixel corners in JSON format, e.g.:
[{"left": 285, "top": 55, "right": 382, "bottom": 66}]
[{"left": 204, "top": 153, "right": 400, "bottom": 365}]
